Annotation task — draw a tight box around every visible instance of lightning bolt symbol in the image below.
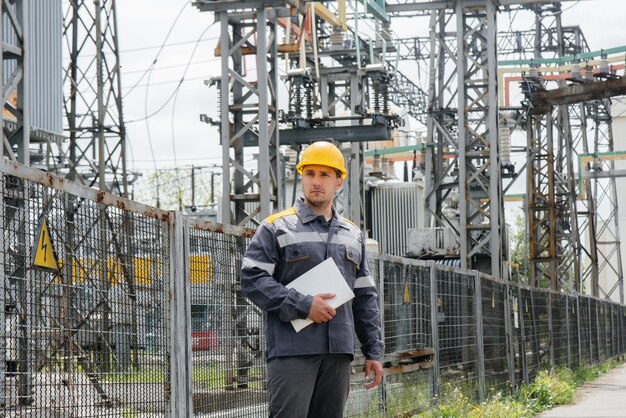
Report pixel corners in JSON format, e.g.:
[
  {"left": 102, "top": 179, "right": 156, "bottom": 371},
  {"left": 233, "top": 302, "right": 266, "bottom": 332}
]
[{"left": 41, "top": 229, "right": 48, "bottom": 263}]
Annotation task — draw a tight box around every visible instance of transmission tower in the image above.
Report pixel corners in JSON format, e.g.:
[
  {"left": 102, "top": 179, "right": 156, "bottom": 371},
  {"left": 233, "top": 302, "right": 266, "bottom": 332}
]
[
  {"left": 62, "top": 0, "right": 128, "bottom": 196},
  {"left": 420, "top": 1, "right": 504, "bottom": 276}
]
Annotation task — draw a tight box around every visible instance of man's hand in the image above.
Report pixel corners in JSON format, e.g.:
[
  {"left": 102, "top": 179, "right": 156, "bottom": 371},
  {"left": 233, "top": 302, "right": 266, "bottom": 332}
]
[
  {"left": 364, "top": 360, "right": 383, "bottom": 390},
  {"left": 307, "top": 293, "right": 336, "bottom": 323}
]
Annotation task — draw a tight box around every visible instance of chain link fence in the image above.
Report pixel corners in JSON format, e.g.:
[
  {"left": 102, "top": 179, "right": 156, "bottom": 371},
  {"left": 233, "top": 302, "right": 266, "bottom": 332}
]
[
  {"left": 1, "top": 162, "right": 173, "bottom": 416},
  {"left": 2, "top": 161, "right": 626, "bottom": 417}
]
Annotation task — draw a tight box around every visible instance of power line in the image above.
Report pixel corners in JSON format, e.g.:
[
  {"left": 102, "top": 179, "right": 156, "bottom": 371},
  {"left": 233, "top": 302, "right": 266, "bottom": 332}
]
[
  {"left": 124, "top": 75, "right": 209, "bottom": 90},
  {"left": 126, "top": 21, "right": 217, "bottom": 124},
  {"left": 122, "top": 59, "right": 217, "bottom": 75},
  {"left": 119, "top": 36, "right": 219, "bottom": 54},
  {"left": 122, "top": 2, "right": 188, "bottom": 100},
  {"left": 130, "top": 156, "right": 222, "bottom": 164}
]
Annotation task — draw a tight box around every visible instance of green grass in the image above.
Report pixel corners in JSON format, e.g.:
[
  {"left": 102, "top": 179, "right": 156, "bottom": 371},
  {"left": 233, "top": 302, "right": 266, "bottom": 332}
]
[
  {"left": 102, "top": 367, "right": 166, "bottom": 383},
  {"left": 516, "top": 369, "right": 576, "bottom": 415},
  {"left": 385, "top": 376, "right": 432, "bottom": 417},
  {"left": 91, "top": 364, "right": 266, "bottom": 390},
  {"left": 120, "top": 405, "right": 139, "bottom": 418},
  {"left": 412, "top": 358, "right": 624, "bottom": 418}
]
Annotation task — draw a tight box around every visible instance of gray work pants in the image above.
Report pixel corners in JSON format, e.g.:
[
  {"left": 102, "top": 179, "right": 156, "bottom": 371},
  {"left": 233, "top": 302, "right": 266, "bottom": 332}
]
[{"left": 267, "top": 353, "right": 352, "bottom": 418}]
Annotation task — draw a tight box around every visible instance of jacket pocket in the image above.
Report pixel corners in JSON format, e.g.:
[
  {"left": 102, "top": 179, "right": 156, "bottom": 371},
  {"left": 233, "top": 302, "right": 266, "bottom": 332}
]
[
  {"left": 344, "top": 244, "right": 361, "bottom": 267},
  {"left": 285, "top": 245, "right": 310, "bottom": 262}
]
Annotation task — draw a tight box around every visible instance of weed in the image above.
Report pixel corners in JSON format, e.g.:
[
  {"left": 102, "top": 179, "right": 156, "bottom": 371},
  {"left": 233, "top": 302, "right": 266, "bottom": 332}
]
[{"left": 410, "top": 359, "right": 624, "bottom": 418}]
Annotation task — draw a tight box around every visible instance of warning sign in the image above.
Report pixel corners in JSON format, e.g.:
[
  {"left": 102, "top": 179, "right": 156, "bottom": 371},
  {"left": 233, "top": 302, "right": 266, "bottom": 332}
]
[
  {"left": 403, "top": 282, "right": 411, "bottom": 305},
  {"left": 32, "top": 218, "right": 58, "bottom": 271}
]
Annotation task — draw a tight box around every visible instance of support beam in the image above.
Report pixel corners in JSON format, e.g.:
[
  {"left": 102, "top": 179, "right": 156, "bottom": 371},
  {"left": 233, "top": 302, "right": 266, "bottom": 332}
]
[
  {"left": 215, "top": 8, "right": 280, "bottom": 226},
  {"left": 280, "top": 125, "right": 391, "bottom": 144},
  {"left": 385, "top": 0, "right": 582, "bottom": 14},
  {"left": 531, "top": 77, "right": 626, "bottom": 113}
]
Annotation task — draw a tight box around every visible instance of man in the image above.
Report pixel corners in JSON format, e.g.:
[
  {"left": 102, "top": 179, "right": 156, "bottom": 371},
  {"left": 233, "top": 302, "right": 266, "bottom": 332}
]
[{"left": 241, "top": 141, "right": 384, "bottom": 417}]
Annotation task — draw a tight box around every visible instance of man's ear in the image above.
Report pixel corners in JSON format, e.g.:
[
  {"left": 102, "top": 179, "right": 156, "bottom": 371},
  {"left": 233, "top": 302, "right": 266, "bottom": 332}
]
[{"left": 336, "top": 176, "right": 344, "bottom": 189}]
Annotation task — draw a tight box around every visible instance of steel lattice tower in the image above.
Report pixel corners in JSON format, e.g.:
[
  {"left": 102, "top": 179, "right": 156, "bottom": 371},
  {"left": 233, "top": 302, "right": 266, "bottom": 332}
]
[
  {"left": 195, "top": 2, "right": 281, "bottom": 226},
  {"left": 423, "top": 1, "right": 504, "bottom": 275},
  {"left": 62, "top": 0, "right": 127, "bottom": 196}
]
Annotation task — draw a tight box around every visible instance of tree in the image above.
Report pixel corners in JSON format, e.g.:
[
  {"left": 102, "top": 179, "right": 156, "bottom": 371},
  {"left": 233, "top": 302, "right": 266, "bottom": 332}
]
[
  {"left": 509, "top": 211, "right": 529, "bottom": 284},
  {"left": 132, "top": 166, "right": 221, "bottom": 211}
]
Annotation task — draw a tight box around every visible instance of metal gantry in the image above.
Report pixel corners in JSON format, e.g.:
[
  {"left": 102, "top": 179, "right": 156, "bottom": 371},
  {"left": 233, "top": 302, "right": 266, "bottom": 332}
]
[
  {"left": 196, "top": 1, "right": 396, "bottom": 227},
  {"left": 318, "top": 68, "right": 367, "bottom": 225},
  {"left": 456, "top": 0, "right": 503, "bottom": 276},
  {"left": 196, "top": 2, "right": 281, "bottom": 226},
  {"left": 422, "top": 1, "right": 504, "bottom": 275},
  {"left": 62, "top": 0, "right": 128, "bottom": 196},
  {"left": 520, "top": 3, "right": 623, "bottom": 298},
  {"left": 525, "top": 4, "right": 574, "bottom": 290},
  {"left": 190, "top": 1, "right": 622, "bottom": 296},
  {"left": 584, "top": 98, "right": 624, "bottom": 302}
]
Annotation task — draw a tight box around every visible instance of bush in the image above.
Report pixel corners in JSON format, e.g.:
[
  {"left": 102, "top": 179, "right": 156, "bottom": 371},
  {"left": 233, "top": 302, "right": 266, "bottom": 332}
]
[
  {"left": 425, "top": 389, "right": 530, "bottom": 418},
  {"left": 516, "top": 369, "right": 575, "bottom": 413},
  {"left": 413, "top": 359, "right": 623, "bottom": 417}
]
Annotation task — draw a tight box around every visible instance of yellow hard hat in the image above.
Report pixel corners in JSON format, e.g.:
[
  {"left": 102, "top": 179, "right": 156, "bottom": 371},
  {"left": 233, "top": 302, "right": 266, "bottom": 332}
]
[{"left": 296, "top": 141, "right": 347, "bottom": 179}]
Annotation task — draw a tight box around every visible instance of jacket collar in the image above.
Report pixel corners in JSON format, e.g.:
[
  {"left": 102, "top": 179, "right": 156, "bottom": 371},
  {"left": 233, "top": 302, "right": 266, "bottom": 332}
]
[{"left": 294, "top": 197, "right": 340, "bottom": 225}]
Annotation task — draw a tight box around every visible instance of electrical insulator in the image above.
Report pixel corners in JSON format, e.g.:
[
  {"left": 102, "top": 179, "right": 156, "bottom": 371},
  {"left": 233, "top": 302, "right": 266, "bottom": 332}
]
[
  {"left": 499, "top": 123, "right": 512, "bottom": 167},
  {"left": 599, "top": 54, "right": 609, "bottom": 75},
  {"left": 571, "top": 62, "right": 581, "bottom": 79}
]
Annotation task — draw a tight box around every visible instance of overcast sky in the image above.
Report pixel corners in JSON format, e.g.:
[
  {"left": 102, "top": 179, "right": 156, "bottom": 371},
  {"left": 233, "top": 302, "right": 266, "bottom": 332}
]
[{"left": 116, "top": 0, "right": 626, "bottom": 174}]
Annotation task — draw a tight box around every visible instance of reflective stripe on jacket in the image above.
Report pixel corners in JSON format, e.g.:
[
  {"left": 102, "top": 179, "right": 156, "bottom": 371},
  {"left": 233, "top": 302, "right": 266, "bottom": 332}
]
[{"left": 241, "top": 198, "right": 384, "bottom": 361}]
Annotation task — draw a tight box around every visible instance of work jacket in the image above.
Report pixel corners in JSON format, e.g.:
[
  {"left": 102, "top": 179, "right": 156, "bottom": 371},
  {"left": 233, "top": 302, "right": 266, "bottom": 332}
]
[{"left": 241, "top": 198, "right": 383, "bottom": 361}]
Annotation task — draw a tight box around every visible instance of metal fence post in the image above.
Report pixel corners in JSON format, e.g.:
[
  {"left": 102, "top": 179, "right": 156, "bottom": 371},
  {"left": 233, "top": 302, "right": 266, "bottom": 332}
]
[
  {"left": 503, "top": 282, "right": 516, "bottom": 393},
  {"left": 430, "top": 264, "right": 440, "bottom": 400},
  {"left": 609, "top": 304, "right": 614, "bottom": 358},
  {"left": 586, "top": 298, "right": 593, "bottom": 364},
  {"left": 530, "top": 290, "right": 540, "bottom": 373},
  {"left": 548, "top": 292, "right": 554, "bottom": 368},
  {"left": 621, "top": 306, "right": 625, "bottom": 355},
  {"left": 169, "top": 213, "right": 193, "bottom": 417},
  {"left": 565, "top": 296, "right": 571, "bottom": 368},
  {"left": 18, "top": 179, "right": 33, "bottom": 404},
  {"left": 595, "top": 301, "right": 601, "bottom": 362},
  {"left": 617, "top": 306, "right": 624, "bottom": 355},
  {"left": 0, "top": 173, "right": 4, "bottom": 408},
  {"left": 378, "top": 256, "right": 386, "bottom": 414},
  {"left": 576, "top": 296, "right": 582, "bottom": 367},
  {"left": 473, "top": 271, "right": 485, "bottom": 401},
  {"left": 516, "top": 285, "right": 528, "bottom": 386}
]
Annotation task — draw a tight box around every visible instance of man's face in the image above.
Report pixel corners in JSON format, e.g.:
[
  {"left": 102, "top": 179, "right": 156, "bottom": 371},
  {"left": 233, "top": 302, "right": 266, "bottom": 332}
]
[{"left": 300, "top": 164, "right": 343, "bottom": 208}]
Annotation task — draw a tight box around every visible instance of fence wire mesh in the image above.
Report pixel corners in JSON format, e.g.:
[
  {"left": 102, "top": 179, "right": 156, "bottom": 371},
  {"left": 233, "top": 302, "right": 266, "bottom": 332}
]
[
  {"left": 596, "top": 299, "right": 604, "bottom": 362},
  {"left": 1, "top": 171, "right": 171, "bottom": 417},
  {"left": 580, "top": 297, "right": 592, "bottom": 363},
  {"left": 568, "top": 296, "right": 580, "bottom": 366},
  {"left": 380, "top": 259, "right": 431, "bottom": 355},
  {"left": 435, "top": 268, "right": 479, "bottom": 401},
  {"left": 618, "top": 306, "right": 626, "bottom": 354},
  {"left": 379, "top": 369, "right": 431, "bottom": 417},
  {"left": 2, "top": 162, "right": 626, "bottom": 417},
  {"left": 533, "top": 291, "right": 552, "bottom": 372},
  {"left": 552, "top": 294, "right": 569, "bottom": 367},
  {"left": 481, "top": 279, "right": 509, "bottom": 393},
  {"left": 619, "top": 306, "right": 626, "bottom": 354},
  {"left": 185, "top": 222, "right": 266, "bottom": 417},
  {"left": 518, "top": 287, "right": 538, "bottom": 382},
  {"left": 510, "top": 284, "right": 525, "bottom": 388}
]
